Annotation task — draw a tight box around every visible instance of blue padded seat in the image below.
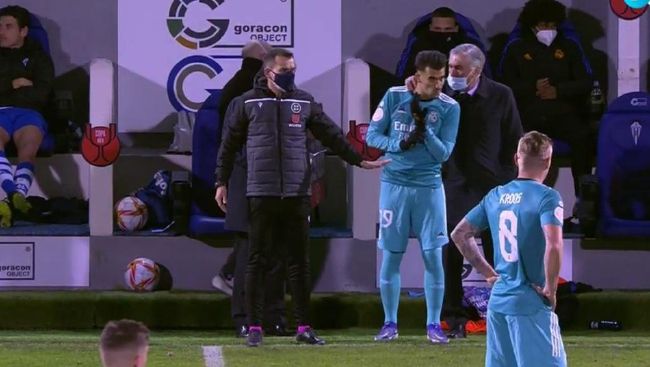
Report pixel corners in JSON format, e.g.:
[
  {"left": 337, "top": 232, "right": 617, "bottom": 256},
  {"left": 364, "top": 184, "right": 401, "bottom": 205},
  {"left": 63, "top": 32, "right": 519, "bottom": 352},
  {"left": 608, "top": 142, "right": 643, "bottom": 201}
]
[
  {"left": 188, "top": 91, "right": 229, "bottom": 236},
  {"left": 596, "top": 92, "right": 650, "bottom": 237}
]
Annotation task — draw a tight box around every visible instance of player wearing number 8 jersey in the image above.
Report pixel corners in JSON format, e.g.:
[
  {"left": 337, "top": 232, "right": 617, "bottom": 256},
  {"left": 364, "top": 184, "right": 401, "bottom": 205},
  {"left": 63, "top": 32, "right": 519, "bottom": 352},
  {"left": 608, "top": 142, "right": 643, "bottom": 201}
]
[{"left": 451, "top": 131, "right": 567, "bottom": 367}]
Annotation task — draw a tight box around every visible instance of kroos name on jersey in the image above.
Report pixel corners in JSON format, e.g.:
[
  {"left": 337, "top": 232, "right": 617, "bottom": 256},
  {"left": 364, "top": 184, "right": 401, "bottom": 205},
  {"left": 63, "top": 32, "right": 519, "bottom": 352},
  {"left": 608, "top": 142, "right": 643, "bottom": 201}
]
[{"left": 500, "top": 193, "right": 523, "bottom": 205}]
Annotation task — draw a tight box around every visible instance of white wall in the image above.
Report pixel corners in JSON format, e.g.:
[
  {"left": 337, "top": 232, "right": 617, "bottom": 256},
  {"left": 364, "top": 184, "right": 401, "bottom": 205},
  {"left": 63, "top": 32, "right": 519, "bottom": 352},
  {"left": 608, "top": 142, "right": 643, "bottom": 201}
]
[{"left": 117, "top": 0, "right": 342, "bottom": 132}]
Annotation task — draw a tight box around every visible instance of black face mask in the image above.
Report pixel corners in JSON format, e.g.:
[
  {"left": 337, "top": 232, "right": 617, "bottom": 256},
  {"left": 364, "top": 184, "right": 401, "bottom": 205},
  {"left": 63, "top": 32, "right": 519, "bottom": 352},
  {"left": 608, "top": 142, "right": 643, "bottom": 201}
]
[
  {"left": 272, "top": 71, "right": 295, "bottom": 92},
  {"left": 424, "top": 31, "right": 460, "bottom": 49}
]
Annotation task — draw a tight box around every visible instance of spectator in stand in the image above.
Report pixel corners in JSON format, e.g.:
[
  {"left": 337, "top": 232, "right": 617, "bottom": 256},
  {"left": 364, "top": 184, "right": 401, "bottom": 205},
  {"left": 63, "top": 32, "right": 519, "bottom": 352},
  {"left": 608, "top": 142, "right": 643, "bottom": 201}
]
[{"left": 501, "top": 0, "right": 592, "bottom": 212}]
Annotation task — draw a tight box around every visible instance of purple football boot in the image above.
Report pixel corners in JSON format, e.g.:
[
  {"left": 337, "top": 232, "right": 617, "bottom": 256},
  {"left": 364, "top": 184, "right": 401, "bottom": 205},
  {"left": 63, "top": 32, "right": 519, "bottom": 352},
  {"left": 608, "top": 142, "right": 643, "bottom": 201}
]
[
  {"left": 374, "top": 322, "right": 398, "bottom": 341},
  {"left": 427, "top": 323, "right": 449, "bottom": 344}
]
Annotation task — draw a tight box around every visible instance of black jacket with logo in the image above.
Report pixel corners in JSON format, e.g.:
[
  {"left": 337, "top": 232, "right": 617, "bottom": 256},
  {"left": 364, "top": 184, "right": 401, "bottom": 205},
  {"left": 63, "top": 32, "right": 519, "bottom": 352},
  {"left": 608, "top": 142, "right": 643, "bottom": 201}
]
[
  {"left": 443, "top": 76, "right": 524, "bottom": 190},
  {"left": 216, "top": 74, "right": 362, "bottom": 197},
  {"left": 0, "top": 38, "right": 54, "bottom": 112},
  {"left": 501, "top": 32, "right": 591, "bottom": 121}
]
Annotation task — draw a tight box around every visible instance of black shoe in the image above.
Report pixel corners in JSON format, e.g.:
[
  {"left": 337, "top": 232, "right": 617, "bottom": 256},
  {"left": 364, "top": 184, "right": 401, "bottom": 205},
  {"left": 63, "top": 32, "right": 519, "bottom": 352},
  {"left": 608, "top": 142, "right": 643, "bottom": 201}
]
[
  {"left": 296, "top": 327, "right": 325, "bottom": 345},
  {"left": 266, "top": 324, "right": 291, "bottom": 337},
  {"left": 447, "top": 322, "right": 467, "bottom": 339},
  {"left": 246, "top": 327, "right": 263, "bottom": 347},
  {"left": 236, "top": 325, "right": 249, "bottom": 338}
]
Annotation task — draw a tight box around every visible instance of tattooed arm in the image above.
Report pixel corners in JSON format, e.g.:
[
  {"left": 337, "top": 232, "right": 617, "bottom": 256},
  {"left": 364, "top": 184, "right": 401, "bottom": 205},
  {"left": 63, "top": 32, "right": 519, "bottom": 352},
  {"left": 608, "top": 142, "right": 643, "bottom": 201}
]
[{"left": 451, "top": 218, "right": 499, "bottom": 285}]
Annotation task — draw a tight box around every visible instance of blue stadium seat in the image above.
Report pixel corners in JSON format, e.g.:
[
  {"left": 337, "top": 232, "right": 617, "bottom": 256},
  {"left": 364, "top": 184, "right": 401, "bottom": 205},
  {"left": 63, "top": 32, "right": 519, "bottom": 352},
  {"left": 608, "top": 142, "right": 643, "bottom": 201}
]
[
  {"left": 26, "top": 13, "right": 54, "bottom": 155},
  {"left": 596, "top": 92, "right": 650, "bottom": 237},
  {"left": 497, "top": 20, "right": 593, "bottom": 158},
  {"left": 28, "top": 13, "right": 50, "bottom": 55},
  {"left": 188, "top": 91, "right": 229, "bottom": 236},
  {"left": 395, "top": 11, "right": 491, "bottom": 79}
]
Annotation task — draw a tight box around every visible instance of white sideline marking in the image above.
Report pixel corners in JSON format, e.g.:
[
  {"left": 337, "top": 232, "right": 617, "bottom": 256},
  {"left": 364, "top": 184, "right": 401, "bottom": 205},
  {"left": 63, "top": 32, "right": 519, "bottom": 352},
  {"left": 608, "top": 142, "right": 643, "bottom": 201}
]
[{"left": 202, "top": 346, "right": 225, "bottom": 367}]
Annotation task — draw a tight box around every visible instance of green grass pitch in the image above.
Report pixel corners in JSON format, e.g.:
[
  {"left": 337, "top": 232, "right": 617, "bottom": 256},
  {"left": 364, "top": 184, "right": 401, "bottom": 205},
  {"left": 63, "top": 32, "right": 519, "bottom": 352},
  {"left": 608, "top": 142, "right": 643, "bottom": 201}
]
[{"left": 0, "top": 329, "right": 648, "bottom": 366}]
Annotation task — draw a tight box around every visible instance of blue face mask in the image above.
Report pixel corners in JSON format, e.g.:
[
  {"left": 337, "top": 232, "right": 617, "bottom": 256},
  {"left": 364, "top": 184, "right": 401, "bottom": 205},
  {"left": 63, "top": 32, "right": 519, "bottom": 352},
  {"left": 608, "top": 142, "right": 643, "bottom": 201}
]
[
  {"left": 447, "top": 74, "right": 468, "bottom": 91},
  {"left": 272, "top": 71, "right": 295, "bottom": 92}
]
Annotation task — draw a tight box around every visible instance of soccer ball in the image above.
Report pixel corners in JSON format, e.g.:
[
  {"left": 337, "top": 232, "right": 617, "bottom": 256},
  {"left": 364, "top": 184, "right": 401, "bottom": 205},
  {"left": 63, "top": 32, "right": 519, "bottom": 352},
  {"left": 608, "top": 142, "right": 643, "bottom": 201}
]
[
  {"left": 124, "top": 257, "right": 160, "bottom": 292},
  {"left": 115, "top": 196, "right": 148, "bottom": 231}
]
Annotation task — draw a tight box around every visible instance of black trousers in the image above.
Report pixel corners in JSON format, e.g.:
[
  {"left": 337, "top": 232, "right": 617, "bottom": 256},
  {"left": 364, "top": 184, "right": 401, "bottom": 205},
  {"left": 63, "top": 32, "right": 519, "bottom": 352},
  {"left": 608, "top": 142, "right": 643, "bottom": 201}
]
[
  {"left": 220, "top": 249, "right": 236, "bottom": 278},
  {"left": 247, "top": 196, "right": 311, "bottom": 327},
  {"left": 443, "top": 181, "right": 494, "bottom": 325},
  {"left": 524, "top": 111, "right": 592, "bottom": 196},
  {"left": 230, "top": 232, "right": 286, "bottom": 329}
]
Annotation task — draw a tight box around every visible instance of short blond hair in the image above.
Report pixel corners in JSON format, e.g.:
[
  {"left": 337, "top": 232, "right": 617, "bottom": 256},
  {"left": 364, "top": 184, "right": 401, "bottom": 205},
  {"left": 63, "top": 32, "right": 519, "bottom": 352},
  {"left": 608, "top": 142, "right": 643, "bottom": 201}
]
[
  {"left": 517, "top": 131, "right": 553, "bottom": 169},
  {"left": 100, "top": 319, "right": 149, "bottom": 366}
]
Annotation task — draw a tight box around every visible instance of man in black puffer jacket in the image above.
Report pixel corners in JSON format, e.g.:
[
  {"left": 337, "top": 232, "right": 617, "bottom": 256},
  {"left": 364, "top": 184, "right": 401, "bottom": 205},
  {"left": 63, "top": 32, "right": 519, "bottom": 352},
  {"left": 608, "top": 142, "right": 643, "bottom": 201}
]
[{"left": 215, "top": 48, "right": 387, "bottom": 347}]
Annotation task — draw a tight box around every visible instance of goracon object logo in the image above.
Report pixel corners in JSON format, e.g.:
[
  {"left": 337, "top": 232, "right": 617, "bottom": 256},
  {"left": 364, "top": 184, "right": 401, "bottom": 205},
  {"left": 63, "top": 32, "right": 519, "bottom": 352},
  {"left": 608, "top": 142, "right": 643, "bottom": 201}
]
[
  {"left": 167, "top": 0, "right": 229, "bottom": 49},
  {"left": 167, "top": 55, "right": 224, "bottom": 112}
]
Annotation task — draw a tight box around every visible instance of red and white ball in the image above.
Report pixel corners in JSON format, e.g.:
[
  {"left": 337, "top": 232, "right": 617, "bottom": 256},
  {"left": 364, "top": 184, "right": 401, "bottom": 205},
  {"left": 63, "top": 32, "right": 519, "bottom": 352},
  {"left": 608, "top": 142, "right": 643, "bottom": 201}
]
[
  {"left": 124, "top": 257, "right": 160, "bottom": 292},
  {"left": 115, "top": 196, "right": 148, "bottom": 231}
]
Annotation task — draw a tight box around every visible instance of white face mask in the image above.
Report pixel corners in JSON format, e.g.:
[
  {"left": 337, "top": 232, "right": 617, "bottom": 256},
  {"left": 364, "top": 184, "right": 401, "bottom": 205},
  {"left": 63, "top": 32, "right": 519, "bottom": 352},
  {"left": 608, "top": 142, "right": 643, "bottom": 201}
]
[
  {"left": 446, "top": 74, "right": 468, "bottom": 91},
  {"left": 535, "top": 29, "right": 557, "bottom": 47}
]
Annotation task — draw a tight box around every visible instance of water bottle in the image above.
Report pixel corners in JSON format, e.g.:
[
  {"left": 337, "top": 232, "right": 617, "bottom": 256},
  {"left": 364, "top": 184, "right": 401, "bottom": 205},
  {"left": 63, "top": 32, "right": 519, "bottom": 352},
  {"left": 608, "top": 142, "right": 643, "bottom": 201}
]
[
  {"left": 589, "top": 320, "right": 622, "bottom": 331},
  {"left": 589, "top": 80, "right": 605, "bottom": 127}
]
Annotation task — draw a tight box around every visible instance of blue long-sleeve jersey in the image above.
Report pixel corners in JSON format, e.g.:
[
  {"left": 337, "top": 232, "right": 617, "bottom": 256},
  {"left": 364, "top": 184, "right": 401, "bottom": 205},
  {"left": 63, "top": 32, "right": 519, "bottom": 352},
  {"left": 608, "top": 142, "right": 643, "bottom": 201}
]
[{"left": 366, "top": 86, "right": 461, "bottom": 188}]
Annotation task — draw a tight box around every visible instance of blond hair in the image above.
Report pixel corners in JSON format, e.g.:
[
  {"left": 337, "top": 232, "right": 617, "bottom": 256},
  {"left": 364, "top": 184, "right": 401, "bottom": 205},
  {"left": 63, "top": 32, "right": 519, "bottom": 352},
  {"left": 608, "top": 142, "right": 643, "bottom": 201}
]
[
  {"left": 100, "top": 319, "right": 149, "bottom": 366},
  {"left": 517, "top": 130, "right": 553, "bottom": 169}
]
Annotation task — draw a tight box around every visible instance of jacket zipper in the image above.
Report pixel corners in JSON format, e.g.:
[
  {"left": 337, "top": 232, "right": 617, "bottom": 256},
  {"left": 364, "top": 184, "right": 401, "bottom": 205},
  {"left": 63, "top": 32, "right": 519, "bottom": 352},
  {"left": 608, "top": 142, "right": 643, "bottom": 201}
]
[{"left": 276, "top": 96, "right": 284, "bottom": 198}]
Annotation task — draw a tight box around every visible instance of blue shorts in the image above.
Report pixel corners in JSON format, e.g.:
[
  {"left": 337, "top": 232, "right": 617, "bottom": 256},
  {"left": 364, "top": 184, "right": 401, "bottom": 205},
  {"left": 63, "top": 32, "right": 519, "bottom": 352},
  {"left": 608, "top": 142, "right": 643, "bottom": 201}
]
[
  {"left": 377, "top": 181, "right": 447, "bottom": 252},
  {"left": 486, "top": 309, "right": 567, "bottom": 367},
  {"left": 0, "top": 107, "right": 47, "bottom": 136}
]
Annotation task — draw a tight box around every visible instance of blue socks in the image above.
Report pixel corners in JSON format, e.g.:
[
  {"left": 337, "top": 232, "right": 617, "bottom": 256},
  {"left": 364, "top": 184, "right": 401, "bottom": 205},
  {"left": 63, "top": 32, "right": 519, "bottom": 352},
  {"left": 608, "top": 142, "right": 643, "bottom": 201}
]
[
  {"left": 422, "top": 247, "right": 444, "bottom": 325},
  {"left": 379, "top": 250, "right": 404, "bottom": 324},
  {"left": 379, "top": 248, "right": 445, "bottom": 326}
]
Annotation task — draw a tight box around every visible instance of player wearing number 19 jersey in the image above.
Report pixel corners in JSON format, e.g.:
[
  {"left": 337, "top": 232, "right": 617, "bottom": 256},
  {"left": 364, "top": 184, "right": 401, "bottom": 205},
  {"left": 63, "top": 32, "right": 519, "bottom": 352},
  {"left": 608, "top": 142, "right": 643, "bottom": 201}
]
[
  {"left": 366, "top": 50, "right": 460, "bottom": 344},
  {"left": 451, "top": 131, "right": 567, "bottom": 367}
]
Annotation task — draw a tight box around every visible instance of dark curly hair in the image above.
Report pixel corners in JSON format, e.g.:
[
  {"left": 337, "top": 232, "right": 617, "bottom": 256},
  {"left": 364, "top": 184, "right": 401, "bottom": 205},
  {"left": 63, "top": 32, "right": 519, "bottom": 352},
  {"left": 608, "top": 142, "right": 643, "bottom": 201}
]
[
  {"left": 518, "top": 0, "right": 566, "bottom": 29},
  {"left": 0, "top": 5, "right": 31, "bottom": 29}
]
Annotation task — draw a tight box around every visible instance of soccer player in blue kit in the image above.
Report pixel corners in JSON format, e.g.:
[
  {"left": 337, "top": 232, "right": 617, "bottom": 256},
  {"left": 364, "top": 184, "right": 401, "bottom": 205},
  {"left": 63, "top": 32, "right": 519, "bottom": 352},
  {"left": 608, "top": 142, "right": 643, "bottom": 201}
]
[
  {"left": 451, "top": 131, "right": 567, "bottom": 367},
  {"left": 366, "top": 50, "right": 460, "bottom": 344}
]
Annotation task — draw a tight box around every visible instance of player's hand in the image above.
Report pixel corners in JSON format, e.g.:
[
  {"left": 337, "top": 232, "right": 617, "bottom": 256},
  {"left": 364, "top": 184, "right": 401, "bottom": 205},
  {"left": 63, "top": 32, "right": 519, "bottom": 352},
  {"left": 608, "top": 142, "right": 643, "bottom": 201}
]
[
  {"left": 410, "top": 93, "right": 426, "bottom": 131},
  {"left": 533, "top": 283, "right": 557, "bottom": 310},
  {"left": 405, "top": 76, "right": 416, "bottom": 92},
  {"left": 486, "top": 275, "right": 500, "bottom": 287},
  {"left": 399, "top": 130, "right": 424, "bottom": 151},
  {"left": 12, "top": 77, "right": 33, "bottom": 89},
  {"left": 538, "top": 85, "right": 557, "bottom": 100},
  {"left": 360, "top": 159, "right": 390, "bottom": 169},
  {"left": 215, "top": 185, "right": 227, "bottom": 213},
  {"left": 536, "top": 78, "right": 550, "bottom": 91}
]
